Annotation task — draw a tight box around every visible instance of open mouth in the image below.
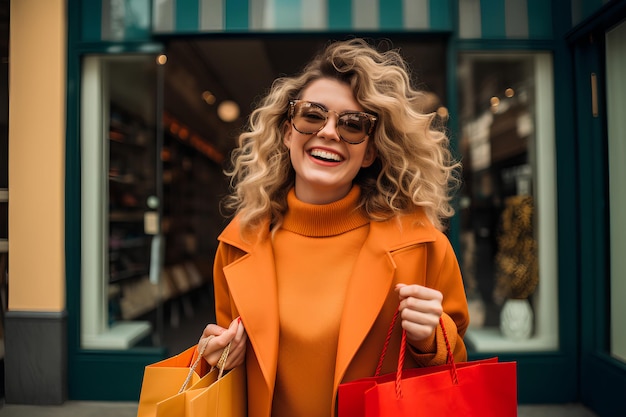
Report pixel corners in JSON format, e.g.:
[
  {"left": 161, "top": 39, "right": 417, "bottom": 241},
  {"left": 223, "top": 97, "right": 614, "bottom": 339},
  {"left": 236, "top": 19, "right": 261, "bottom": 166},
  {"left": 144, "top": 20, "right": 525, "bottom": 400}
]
[{"left": 310, "top": 149, "right": 343, "bottom": 162}]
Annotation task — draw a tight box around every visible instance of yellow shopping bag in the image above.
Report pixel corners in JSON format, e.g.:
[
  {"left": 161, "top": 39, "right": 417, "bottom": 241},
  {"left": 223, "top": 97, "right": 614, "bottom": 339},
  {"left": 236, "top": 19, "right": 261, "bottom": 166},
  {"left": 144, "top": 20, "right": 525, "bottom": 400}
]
[{"left": 137, "top": 341, "right": 246, "bottom": 417}]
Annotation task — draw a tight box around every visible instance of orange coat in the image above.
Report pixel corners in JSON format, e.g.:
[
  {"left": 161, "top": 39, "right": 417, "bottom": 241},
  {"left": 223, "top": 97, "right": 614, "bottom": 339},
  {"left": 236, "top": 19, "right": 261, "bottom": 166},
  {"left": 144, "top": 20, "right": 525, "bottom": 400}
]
[{"left": 213, "top": 209, "right": 469, "bottom": 417}]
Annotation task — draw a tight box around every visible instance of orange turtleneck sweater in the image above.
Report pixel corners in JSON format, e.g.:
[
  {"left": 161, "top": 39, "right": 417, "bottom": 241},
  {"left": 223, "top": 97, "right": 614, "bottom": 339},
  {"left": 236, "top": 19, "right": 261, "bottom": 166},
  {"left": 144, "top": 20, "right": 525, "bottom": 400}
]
[{"left": 270, "top": 186, "right": 369, "bottom": 417}]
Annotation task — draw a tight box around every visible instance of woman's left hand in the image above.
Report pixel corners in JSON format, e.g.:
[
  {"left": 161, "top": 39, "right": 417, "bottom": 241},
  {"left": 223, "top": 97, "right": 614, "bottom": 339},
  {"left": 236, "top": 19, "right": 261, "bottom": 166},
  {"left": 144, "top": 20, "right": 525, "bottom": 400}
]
[{"left": 395, "top": 283, "right": 443, "bottom": 344}]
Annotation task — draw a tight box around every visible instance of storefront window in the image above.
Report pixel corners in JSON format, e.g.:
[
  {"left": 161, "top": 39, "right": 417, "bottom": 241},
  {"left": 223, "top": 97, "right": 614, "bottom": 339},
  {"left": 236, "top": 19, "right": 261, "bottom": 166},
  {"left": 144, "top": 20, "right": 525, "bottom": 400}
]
[
  {"left": 80, "top": 54, "right": 162, "bottom": 349},
  {"left": 457, "top": 53, "right": 559, "bottom": 352}
]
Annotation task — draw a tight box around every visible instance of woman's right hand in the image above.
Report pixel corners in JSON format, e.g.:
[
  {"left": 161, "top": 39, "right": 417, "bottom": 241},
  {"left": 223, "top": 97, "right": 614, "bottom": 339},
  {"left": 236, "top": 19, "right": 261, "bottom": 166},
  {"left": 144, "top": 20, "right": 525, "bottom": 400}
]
[{"left": 199, "top": 317, "right": 247, "bottom": 370}]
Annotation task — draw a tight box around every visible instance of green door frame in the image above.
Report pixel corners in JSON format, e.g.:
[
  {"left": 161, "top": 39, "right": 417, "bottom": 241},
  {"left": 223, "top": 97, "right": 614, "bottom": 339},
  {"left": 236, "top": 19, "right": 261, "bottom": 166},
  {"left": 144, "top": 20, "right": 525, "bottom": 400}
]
[
  {"left": 65, "top": 0, "right": 167, "bottom": 400},
  {"left": 568, "top": 2, "right": 626, "bottom": 415}
]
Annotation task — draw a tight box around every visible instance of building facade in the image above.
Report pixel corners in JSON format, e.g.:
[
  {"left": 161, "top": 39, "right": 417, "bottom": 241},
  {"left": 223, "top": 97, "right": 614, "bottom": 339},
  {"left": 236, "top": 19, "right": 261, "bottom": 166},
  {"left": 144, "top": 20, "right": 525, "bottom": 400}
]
[{"left": 5, "top": 0, "right": 626, "bottom": 415}]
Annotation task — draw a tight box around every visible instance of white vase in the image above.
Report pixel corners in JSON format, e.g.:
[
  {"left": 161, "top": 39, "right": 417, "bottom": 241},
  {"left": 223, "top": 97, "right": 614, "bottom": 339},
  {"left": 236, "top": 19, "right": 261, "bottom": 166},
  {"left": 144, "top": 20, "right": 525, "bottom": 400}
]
[{"left": 500, "top": 298, "right": 534, "bottom": 340}]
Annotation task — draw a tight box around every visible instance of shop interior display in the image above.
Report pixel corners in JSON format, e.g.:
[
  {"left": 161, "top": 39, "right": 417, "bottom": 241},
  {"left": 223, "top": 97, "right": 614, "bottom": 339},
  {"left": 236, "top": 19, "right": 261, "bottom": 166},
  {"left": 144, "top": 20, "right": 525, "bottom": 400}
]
[
  {"left": 108, "top": 104, "right": 154, "bottom": 288},
  {"left": 106, "top": 97, "right": 226, "bottom": 331},
  {"left": 107, "top": 102, "right": 159, "bottom": 323}
]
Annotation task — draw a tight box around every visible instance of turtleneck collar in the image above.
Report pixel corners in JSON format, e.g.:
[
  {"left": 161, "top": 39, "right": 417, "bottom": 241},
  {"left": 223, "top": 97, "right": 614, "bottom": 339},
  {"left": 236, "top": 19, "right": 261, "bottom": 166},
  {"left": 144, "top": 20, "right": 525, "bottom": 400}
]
[{"left": 281, "top": 186, "right": 369, "bottom": 237}]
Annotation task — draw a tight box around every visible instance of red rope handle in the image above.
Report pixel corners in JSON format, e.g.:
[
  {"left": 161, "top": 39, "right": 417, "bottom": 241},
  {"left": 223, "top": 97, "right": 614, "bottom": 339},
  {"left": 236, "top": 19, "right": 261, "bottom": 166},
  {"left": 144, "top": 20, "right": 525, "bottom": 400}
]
[
  {"left": 378, "top": 310, "right": 460, "bottom": 399},
  {"left": 375, "top": 309, "right": 399, "bottom": 376},
  {"left": 395, "top": 329, "right": 407, "bottom": 398},
  {"left": 392, "top": 316, "right": 460, "bottom": 399},
  {"left": 439, "top": 317, "right": 459, "bottom": 385}
]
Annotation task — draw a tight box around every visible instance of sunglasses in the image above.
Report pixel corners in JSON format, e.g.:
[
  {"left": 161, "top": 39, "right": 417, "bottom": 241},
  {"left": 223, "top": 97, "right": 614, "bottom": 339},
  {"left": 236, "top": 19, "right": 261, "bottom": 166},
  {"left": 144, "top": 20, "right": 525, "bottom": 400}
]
[{"left": 288, "top": 100, "right": 377, "bottom": 145}]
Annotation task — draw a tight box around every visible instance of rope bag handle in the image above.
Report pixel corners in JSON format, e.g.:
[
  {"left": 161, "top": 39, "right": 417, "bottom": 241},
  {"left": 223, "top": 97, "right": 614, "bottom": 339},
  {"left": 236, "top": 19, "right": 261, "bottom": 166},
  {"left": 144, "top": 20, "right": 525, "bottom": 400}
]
[
  {"left": 178, "top": 336, "right": 231, "bottom": 394},
  {"left": 375, "top": 308, "right": 459, "bottom": 398}
]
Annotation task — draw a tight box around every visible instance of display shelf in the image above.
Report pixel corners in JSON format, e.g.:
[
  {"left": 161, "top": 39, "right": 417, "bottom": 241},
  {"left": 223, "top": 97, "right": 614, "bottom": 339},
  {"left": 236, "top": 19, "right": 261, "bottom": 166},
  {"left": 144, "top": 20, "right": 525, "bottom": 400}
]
[
  {"left": 109, "top": 135, "right": 148, "bottom": 148},
  {"left": 107, "top": 103, "right": 155, "bottom": 290},
  {"left": 109, "top": 235, "right": 150, "bottom": 250},
  {"left": 110, "top": 268, "right": 149, "bottom": 283},
  {"left": 109, "top": 211, "right": 145, "bottom": 222}
]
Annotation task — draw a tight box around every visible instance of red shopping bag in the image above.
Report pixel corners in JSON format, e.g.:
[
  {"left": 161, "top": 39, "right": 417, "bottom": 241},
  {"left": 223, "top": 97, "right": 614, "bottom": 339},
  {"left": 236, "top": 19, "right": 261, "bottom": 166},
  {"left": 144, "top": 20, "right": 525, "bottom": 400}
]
[{"left": 338, "top": 312, "right": 517, "bottom": 417}]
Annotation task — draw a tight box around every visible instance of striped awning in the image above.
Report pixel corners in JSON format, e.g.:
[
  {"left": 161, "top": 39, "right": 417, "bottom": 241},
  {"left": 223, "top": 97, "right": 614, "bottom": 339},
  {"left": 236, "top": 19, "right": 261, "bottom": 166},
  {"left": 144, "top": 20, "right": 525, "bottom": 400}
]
[{"left": 97, "top": 0, "right": 553, "bottom": 41}]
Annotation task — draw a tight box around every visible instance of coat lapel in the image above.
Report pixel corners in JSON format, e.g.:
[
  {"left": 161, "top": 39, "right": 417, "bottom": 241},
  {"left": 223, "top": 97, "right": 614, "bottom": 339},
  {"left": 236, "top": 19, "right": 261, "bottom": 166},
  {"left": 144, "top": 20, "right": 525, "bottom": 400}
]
[
  {"left": 333, "top": 213, "right": 437, "bottom": 387},
  {"left": 333, "top": 228, "right": 395, "bottom": 387},
  {"left": 219, "top": 223, "right": 280, "bottom": 393}
]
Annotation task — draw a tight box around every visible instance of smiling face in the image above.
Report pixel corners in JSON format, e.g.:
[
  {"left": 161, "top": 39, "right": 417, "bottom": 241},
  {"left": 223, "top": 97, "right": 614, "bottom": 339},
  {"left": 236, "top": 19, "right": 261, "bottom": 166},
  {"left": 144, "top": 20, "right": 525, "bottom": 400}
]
[{"left": 283, "top": 78, "right": 376, "bottom": 204}]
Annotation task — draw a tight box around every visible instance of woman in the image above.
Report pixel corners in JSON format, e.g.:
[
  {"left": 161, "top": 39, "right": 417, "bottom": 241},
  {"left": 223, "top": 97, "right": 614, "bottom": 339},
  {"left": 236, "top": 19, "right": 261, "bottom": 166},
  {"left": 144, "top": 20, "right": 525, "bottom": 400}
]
[{"left": 199, "top": 38, "right": 469, "bottom": 417}]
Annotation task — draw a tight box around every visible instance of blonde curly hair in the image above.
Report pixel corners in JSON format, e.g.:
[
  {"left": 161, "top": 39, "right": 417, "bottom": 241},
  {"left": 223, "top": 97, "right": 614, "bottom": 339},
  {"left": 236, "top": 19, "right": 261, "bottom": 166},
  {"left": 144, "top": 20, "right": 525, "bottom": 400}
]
[{"left": 223, "top": 38, "right": 460, "bottom": 233}]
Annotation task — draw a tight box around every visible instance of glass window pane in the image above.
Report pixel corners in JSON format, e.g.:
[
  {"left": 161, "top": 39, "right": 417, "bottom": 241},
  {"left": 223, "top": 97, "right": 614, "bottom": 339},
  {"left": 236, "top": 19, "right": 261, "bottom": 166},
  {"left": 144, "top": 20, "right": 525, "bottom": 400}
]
[
  {"left": 606, "top": 21, "right": 626, "bottom": 363},
  {"left": 458, "top": 53, "right": 559, "bottom": 352},
  {"left": 80, "top": 54, "right": 161, "bottom": 350}
]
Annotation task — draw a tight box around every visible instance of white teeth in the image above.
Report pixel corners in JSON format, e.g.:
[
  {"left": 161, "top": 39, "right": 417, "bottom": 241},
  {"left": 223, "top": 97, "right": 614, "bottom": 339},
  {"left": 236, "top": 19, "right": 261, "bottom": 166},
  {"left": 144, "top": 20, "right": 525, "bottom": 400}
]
[{"left": 310, "top": 149, "right": 342, "bottom": 162}]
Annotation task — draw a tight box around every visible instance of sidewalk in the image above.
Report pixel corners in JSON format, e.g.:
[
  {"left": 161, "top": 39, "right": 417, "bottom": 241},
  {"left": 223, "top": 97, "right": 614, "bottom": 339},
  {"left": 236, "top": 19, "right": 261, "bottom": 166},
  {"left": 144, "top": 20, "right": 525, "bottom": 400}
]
[
  {"left": 0, "top": 401, "right": 601, "bottom": 416},
  {"left": 0, "top": 401, "right": 137, "bottom": 417}
]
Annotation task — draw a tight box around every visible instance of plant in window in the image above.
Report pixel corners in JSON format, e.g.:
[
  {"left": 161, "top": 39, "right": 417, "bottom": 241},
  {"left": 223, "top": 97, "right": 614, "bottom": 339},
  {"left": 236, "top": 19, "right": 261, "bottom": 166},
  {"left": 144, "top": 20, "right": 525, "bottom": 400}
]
[{"left": 494, "top": 195, "right": 539, "bottom": 301}]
